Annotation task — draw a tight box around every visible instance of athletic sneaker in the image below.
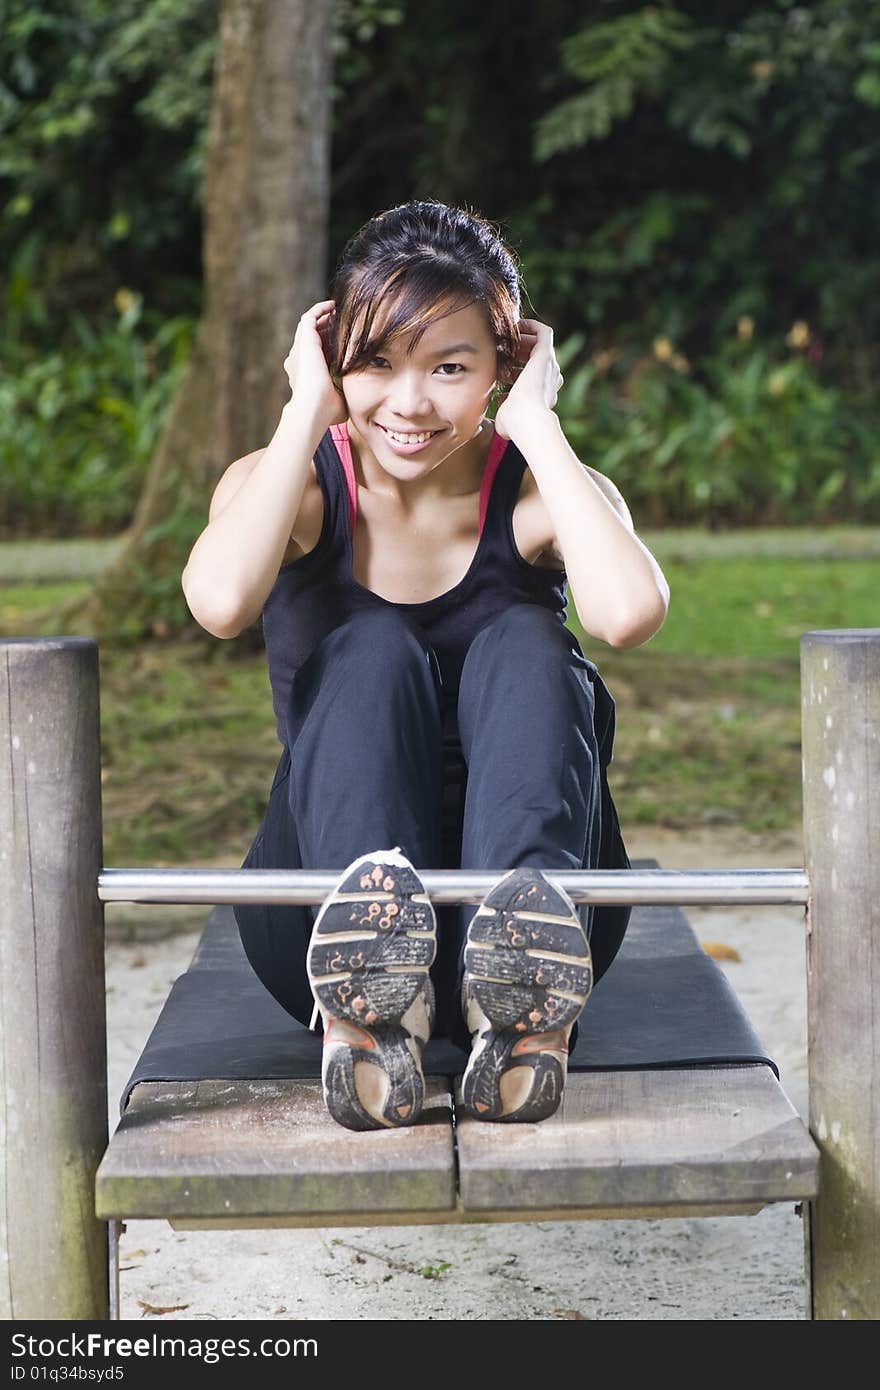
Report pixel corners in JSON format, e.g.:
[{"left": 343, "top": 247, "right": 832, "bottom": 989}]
[
  {"left": 306, "top": 848, "right": 437, "bottom": 1132},
  {"left": 460, "top": 867, "right": 592, "bottom": 1123}
]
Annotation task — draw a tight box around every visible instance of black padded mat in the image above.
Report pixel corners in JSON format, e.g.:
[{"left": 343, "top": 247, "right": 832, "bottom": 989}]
[{"left": 119, "top": 862, "right": 777, "bottom": 1112}]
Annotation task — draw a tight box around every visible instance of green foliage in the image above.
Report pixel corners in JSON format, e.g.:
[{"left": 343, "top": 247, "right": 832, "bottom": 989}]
[
  {"left": 0, "top": 289, "right": 194, "bottom": 536},
  {"left": 4, "top": 0, "right": 880, "bottom": 539},
  {"left": 0, "top": 0, "right": 409, "bottom": 337},
  {"left": 554, "top": 326, "right": 880, "bottom": 527},
  {"left": 535, "top": 7, "right": 695, "bottom": 158},
  {"left": 6, "top": 0, "right": 880, "bottom": 376},
  {"left": 332, "top": 0, "right": 404, "bottom": 76},
  {"left": 0, "top": 0, "right": 216, "bottom": 329},
  {"left": 529, "top": 2, "right": 880, "bottom": 370}
]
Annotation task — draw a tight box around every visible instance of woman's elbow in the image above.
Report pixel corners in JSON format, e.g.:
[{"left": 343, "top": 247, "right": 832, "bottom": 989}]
[
  {"left": 605, "top": 594, "right": 669, "bottom": 650},
  {"left": 181, "top": 570, "right": 245, "bottom": 640}
]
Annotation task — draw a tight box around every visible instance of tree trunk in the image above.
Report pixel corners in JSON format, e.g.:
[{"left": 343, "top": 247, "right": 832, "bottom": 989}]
[{"left": 79, "top": 0, "right": 336, "bottom": 639}]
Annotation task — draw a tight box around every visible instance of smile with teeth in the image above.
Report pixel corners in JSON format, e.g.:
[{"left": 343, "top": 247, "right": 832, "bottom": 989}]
[{"left": 379, "top": 425, "right": 442, "bottom": 445}]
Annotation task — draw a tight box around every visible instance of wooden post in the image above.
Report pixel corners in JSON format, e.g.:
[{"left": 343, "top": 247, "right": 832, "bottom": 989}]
[
  {"left": 0, "top": 639, "right": 108, "bottom": 1318},
  {"left": 801, "top": 629, "right": 880, "bottom": 1320}
]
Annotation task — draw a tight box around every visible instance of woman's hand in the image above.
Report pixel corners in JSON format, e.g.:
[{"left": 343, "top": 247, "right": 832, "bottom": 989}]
[
  {"left": 283, "top": 299, "right": 348, "bottom": 428},
  {"left": 493, "top": 318, "right": 564, "bottom": 442}
]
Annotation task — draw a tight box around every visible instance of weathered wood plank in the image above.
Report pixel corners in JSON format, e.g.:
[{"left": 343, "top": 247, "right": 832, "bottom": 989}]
[
  {"left": 169, "top": 1202, "right": 768, "bottom": 1231},
  {"left": 98, "top": 1066, "right": 819, "bottom": 1227},
  {"left": 801, "top": 630, "right": 880, "bottom": 1319},
  {"left": 96, "top": 1078, "right": 456, "bottom": 1220},
  {"left": 456, "top": 1067, "right": 819, "bottom": 1213},
  {"left": 1, "top": 639, "right": 108, "bottom": 1319}
]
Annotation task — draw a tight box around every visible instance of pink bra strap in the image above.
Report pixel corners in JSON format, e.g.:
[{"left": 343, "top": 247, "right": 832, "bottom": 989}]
[
  {"left": 330, "top": 423, "right": 357, "bottom": 536},
  {"left": 331, "top": 422, "right": 508, "bottom": 537},
  {"left": 478, "top": 430, "right": 509, "bottom": 535}
]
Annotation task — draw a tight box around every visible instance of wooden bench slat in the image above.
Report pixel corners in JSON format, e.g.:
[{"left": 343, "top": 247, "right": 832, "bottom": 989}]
[
  {"left": 456, "top": 1067, "right": 819, "bottom": 1213},
  {"left": 96, "top": 1066, "right": 818, "bottom": 1225},
  {"left": 166, "top": 1202, "right": 770, "bottom": 1229},
  {"left": 95, "top": 1078, "right": 456, "bottom": 1221}
]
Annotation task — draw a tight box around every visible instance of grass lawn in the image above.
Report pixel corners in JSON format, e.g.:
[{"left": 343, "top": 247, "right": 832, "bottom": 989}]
[
  {"left": 576, "top": 550, "right": 877, "bottom": 834},
  {"left": 1, "top": 538, "right": 877, "bottom": 866}
]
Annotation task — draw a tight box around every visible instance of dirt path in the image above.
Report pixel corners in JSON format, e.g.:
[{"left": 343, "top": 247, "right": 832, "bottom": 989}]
[{"left": 104, "top": 825, "right": 811, "bottom": 1321}]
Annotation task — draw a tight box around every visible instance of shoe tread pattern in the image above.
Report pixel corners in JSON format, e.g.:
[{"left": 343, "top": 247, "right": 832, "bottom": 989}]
[
  {"left": 461, "top": 868, "right": 592, "bottom": 1124},
  {"left": 308, "top": 855, "right": 437, "bottom": 1132},
  {"left": 309, "top": 857, "right": 436, "bottom": 1026}
]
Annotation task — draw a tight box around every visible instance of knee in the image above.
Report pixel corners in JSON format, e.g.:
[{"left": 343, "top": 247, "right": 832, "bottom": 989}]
[
  {"left": 481, "top": 603, "right": 567, "bottom": 648},
  {"left": 463, "top": 604, "right": 571, "bottom": 679},
  {"left": 459, "top": 604, "right": 598, "bottom": 739},
  {"left": 321, "top": 607, "right": 438, "bottom": 682}
]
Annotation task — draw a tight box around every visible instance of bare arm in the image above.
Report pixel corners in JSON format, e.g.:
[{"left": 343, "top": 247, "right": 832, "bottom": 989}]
[
  {"left": 496, "top": 319, "right": 669, "bottom": 649},
  {"left": 514, "top": 411, "right": 668, "bottom": 648},
  {"left": 181, "top": 301, "right": 345, "bottom": 639}
]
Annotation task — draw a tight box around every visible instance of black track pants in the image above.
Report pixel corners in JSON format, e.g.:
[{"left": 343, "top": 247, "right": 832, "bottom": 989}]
[{"left": 234, "top": 604, "right": 631, "bottom": 1045}]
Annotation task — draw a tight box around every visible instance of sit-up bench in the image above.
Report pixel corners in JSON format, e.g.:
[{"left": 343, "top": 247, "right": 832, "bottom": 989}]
[
  {"left": 2, "top": 632, "right": 878, "bottom": 1320},
  {"left": 97, "top": 887, "right": 816, "bottom": 1243}
]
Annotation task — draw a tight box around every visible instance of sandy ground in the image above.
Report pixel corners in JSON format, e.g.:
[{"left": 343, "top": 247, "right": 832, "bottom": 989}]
[{"left": 103, "top": 825, "right": 811, "bottom": 1322}]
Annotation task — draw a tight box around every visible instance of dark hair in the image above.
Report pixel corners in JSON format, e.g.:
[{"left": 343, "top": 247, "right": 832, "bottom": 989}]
[{"left": 329, "top": 200, "right": 522, "bottom": 384}]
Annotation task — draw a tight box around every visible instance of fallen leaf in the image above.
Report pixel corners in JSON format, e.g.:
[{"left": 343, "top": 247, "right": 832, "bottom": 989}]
[
  {"left": 701, "top": 941, "right": 742, "bottom": 962},
  {"left": 137, "top": 1298, "right": 190, "bottom": 1316}
]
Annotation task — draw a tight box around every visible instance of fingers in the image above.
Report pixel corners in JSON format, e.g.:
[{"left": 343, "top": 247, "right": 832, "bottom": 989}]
[
  {"left": 503, "top": 316, "right": 564, "bottom": 396},
  {"left": 301, "top": 299, "right": 336, "bottom": 330},
  {"left": 513, "top": 319, "right": 544, "bottom": 349},
  {"left": 517, "top": 317, "right": 552, "bottom": 336},
  {"left": 512, "top": 329, "right": 539, "bottom": 363},
  {"left": 510, "top": 320, "right": 556, "bottom": 367},
  {"left": 288, "top": 300, "right": 336, "bottom": 356}
]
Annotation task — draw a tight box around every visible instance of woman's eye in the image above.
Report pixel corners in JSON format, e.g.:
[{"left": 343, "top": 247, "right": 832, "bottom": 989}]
[{"left": 365, "top": 358, "right": 464, "bottom": 375}]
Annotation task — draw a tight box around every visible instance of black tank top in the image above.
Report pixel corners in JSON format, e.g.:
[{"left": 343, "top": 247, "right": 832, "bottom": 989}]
[
  {"left": 262, "top": 422, "right": 568, "bottom": 748},
  {"left": 260, "top": 422, "right": 629, "bottom": 894}
]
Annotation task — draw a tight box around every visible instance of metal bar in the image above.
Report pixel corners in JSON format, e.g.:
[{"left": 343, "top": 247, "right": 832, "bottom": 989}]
[
  {"left": 107, "top": 1220, "right": 121, "bottom": 1322},
  {"left": 98, "top": 866, "right": 810, "bottom": 907}
]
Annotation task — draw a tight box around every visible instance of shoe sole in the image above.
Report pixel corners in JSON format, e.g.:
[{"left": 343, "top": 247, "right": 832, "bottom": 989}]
[
  {"left": 461, "top": 868, "right": 592, "bottom": 1123},
  {"left": 306, "top": 850, "right": 437, "bottom": 1131}
]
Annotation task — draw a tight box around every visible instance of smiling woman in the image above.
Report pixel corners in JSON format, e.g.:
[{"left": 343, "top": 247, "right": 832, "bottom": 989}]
[
  {"left": 341, "top": 305, "right": 498, "bottom": 474},
  {"left": 180, "top": 199, "right": 669, "bottom": 1134}
]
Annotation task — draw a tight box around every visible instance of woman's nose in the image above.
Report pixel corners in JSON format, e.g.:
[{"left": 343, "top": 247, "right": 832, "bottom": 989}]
[{"left": 386, "top": 372, "right": 433, "bottom": 420}]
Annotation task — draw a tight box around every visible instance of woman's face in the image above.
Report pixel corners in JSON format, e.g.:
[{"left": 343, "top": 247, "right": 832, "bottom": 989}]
[{"left": 341, "top": 302, "right": 500, "bottom": 479}]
